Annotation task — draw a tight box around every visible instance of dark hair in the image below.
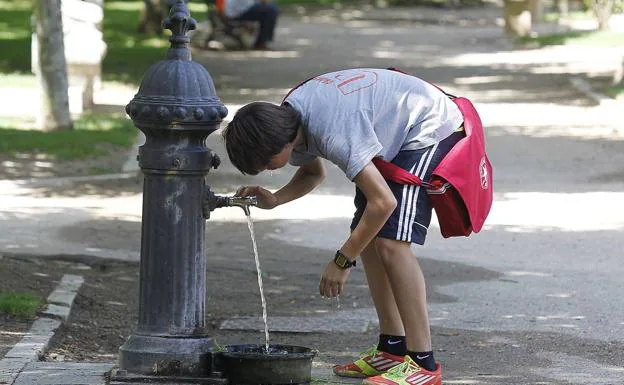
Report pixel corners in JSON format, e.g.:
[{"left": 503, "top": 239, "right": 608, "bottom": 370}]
[{"left": 222, "top": 102, "right": 301, "bottom": 175}]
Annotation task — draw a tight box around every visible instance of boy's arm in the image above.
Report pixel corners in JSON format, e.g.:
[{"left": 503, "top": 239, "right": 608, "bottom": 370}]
[
  {"left": 236, "top": 158, "right": 326, "bottom": 209},
  {"left": 341, "top": 162, "right": 396, "bottom": 259},
  {"left": 318, "top": 161, "right": 396, "bottom": 297},
  {"left": 274, "top": 157, "right": 326, "bottom": 206}
]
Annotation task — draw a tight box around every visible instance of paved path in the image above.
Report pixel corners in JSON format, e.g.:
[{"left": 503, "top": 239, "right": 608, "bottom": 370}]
[
  {"left": 198, "top": 9, "right": 624, "bottom": 384},
  {"left": 1, "top": 5, "right": 624, "bottom": 385}
]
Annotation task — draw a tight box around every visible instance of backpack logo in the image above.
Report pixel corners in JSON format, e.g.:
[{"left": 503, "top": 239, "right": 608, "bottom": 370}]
[{"left": 479, "top": 157, "right": 489, "bottom": 190}]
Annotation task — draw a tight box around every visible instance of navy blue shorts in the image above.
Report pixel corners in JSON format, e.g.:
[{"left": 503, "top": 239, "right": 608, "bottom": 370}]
[{"left": 351, "top": 130, "right": 465, "bottom": 245}]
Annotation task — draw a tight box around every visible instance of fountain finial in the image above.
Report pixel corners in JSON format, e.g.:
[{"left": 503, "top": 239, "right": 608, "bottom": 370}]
[{"left": 163, "top": 0, "right": 197, "bottom": 60}]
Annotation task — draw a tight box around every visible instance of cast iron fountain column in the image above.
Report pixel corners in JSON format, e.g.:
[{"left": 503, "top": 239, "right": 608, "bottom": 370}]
[{"left": 116, "top": 0, "right": 228, "bottom": 379}]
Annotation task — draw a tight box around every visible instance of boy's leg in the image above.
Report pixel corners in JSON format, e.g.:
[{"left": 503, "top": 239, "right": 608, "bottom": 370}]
[
  {"left": 360, "top": 241, "right": 404, "bottom": 337},
  {"left": 339, "top": 133, "right": 461, "bottom": 381},
  {"left": 351, "top": 191, "right": 405, "bottom": 340},
  {"left": 361, "top": 133, "right": 464, "bottom": 385},
  {"left": 375, "top": 238, "right": 431, "bottom": 352},
  {"left": 373, "top": 131, "right": 465, "bottom": 349},
  {"left": 332, "top": 241, "right": 406, "bottom": 378},
  {"left": 364, "top": 239, "right": 443, "bottom": 385}
]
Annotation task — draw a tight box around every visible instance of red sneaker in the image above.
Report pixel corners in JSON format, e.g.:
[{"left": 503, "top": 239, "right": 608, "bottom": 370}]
[
  {"left": 333, "top": 346, "right": 405, "bottom": 378},
  {"left": 362, "top": 356, "right": 442, "bottom": 385}
]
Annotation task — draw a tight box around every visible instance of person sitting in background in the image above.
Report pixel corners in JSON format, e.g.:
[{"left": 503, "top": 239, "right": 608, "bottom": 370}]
[{"left": 221, "top": 0, "right": 279, "bottom": 50}]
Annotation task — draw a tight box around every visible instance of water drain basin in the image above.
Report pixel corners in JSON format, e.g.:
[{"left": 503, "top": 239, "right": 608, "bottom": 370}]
[{"left": 220, "top": 344, "right": 316, "bottom": 385}]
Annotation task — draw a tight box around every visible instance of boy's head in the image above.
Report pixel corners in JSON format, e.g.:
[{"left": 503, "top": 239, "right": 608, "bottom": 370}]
[{"left": 223, "top": 102, "right": 301, "bottom": 175}]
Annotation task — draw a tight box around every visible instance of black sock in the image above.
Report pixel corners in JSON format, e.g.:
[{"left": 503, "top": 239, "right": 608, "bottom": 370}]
[
  {"left": 377, "top": 334, "right": 407, "bottom": 356},
  {"left": 407, "top": 350, "right": 436, "bottom": 372}
]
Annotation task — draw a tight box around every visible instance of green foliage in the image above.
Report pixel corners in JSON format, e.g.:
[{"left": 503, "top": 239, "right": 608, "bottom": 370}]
[
  {"left": 0, "top": 113, "right": 137, "bottom": 160},
  {"left": 583, "top": 0, "right": 624, "bottom": 13},
  {"left": 0, "top": 292, "right": 42, "bottom": 319}
]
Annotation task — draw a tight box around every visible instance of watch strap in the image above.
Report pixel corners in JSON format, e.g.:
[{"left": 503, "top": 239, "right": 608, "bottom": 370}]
[{"left": 333, "top": 250, "right": 356, "bottom": 269}]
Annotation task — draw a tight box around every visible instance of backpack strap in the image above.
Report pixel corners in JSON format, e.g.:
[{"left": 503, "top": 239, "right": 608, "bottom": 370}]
[
  {"left": 372, "top": 158, "right": 434, "bottom": 188},
  {"left": 386, "top": 67, "right": 456, "bottom": 99},
  {"left": 282, "top": 76, "right": 316, "bottom": 104}
]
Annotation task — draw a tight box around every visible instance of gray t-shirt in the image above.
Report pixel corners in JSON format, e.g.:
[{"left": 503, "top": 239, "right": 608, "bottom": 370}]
[
  {"left": 285, "top": 68, "right": 463, "bottom": 180},
  {"left": 224, "top": 0, "right": 255, "bottom": 18}
]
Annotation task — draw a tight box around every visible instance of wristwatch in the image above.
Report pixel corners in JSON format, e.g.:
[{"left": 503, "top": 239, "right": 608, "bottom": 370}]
[{"left": 333, "top": 250, "right": 356, "bottom": 269}]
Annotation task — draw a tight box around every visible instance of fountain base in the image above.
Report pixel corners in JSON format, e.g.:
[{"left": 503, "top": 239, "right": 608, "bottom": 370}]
[
  {"left": 221, "top": 344, "right": 317, "bottom": 385},
  {"left": 112, "top": 334, "right": 227, "bottom": 384},
  {"left": 109, "top": 368, "right": 228, "bottom": 384}
]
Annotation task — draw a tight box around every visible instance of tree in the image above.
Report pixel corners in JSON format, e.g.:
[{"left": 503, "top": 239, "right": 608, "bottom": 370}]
[
  {"left": 590, "top": 0, "right": 615, "bottom": 30},
  {"left": 139, "top": 0, "right": 170, "bottom": 35},
  {"left": 503, "top": 0, "right": 533, "bottom": 37},
  {"left": 614, "top": 57, "right": 623, "bottom": 85},
  {"left": 34, "top": 0, "right": 72, "bottom": 131}
]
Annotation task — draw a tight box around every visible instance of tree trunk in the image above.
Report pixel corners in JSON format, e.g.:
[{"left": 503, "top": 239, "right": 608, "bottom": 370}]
[
  {"left": 613, "top": 57, "right": 624, "bottom": 85},
  {"left": 503, "top": 0, "right": 533, "bottom": 38},
  {"left": 138, "top": 0, "right": 169, "bottom": 35},
  {"left": 557, "top": 0, "right": 569, "bottom": 19},
  {"left": 529, "top": 0, "right": 543, "bottom": 24},
  {"left": 34, "top": 0, "right": 72, "bottom": 131},
  {"left": 591, "top": 0, "right": 614, "bottom": 30}
]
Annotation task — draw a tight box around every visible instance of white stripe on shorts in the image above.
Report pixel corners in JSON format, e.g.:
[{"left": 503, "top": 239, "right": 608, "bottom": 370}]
[
  {"left": 405, "top": 142, "right": 438, "bottom": 242},
  {"left": 396, "top": 153, "right": 423, "bottom": 241},
  {"left": 396, "top": 146, "right": 431, "bottom": 241},
  {"left": 396, "top": 142, "right": 439, "bottom": 242}
]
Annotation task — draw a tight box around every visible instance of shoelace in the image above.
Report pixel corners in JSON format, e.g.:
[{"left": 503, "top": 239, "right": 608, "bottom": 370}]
[
  {"left": 358, "top": 345, "right": 381, "bottom": 359},
  {"left": 385, "top": 357, "right": 419, "bottom": 378}
]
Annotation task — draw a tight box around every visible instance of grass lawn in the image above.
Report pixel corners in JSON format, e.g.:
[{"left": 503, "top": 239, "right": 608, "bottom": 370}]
[
  {"left": 0, "top": 0, "right": 348, "bottom": 163},
  {"left": 0, "top": 292, "right": 41, "bottom": 319},
  {"left": 0, "top": 0, "right": 206, "bottom": 84},
  {"left": 102, "top": 1, "right": 171, "bottom": 84},
  {"left": 0, "top": 0, "right": 184, "bottom": 84},
  {"left": 605, "top": 84, "right": 624, "bottom": 100},
  {"left": 519, "top": 29, "right": 624, "bottom": 48},
  {"left": 0, "top": 0, "right": 352, "bottom": 84},
  {"left": 543, "top": 10, "right": 595, "bottom": 23},
  {"left": 0, "top": 1, "right": 32, "bottom": 76},
  {"left": 0, "top": 1, "right": 145, "bottom": 163},
  {"left": 0, "top": 113, "right": 136, "bottom": 161}
]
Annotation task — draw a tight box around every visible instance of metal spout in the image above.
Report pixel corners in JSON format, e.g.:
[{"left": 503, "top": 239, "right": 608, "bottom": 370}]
[
  {"left": 218, "top": 196, "right": 258, "bottom": 216},
  {"left": 203, "top": 187, "right": 257, "bottom": 218}
]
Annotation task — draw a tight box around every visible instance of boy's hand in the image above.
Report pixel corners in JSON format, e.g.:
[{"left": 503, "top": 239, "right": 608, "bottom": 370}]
[
  {"left": 236, "top": 185, "right": 278, "bottom": 209},
  {"left": 319, "top": 261, "right": 350, "bottom": 298}
]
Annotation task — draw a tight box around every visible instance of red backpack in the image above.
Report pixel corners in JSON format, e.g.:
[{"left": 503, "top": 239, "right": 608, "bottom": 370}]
[
  {"left": 372, "top": 77, "right": 493, "bottom": 238},
  {"left": 284, "top": 69, "right": 493, "bottom": 238}
]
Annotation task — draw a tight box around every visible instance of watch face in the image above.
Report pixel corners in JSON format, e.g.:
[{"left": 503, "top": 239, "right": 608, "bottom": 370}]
[{"left": 335, "top": 252, "right": 354, "bottom": 268}]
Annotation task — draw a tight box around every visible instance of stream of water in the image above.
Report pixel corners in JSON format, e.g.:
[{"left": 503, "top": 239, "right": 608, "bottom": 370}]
[{"left": 246, "top": 215, "right": 270, "bottom": 353}]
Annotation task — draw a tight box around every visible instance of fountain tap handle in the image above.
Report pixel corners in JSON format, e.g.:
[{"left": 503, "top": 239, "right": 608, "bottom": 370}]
[
  {"left": 203, "top": 187, "right": 258, "bottom": 219},
  {"left": 226, "top": 196, "right": 257, "bottom": 216}
]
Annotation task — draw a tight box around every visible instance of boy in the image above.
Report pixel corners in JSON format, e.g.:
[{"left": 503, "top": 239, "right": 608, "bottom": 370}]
[{"left": 222, "top": 68, "right": 464, "bottom": 385}]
